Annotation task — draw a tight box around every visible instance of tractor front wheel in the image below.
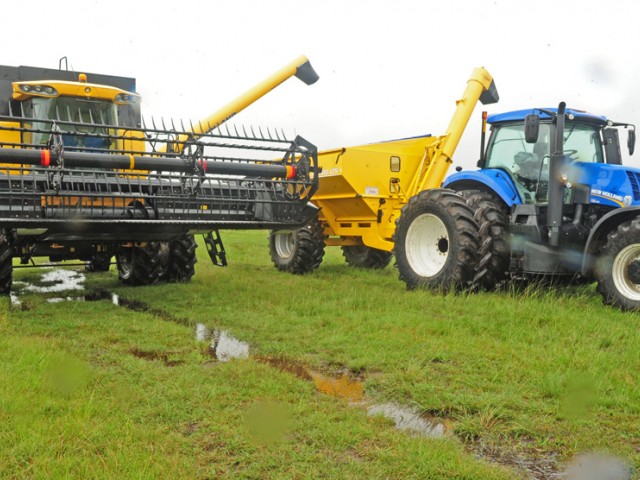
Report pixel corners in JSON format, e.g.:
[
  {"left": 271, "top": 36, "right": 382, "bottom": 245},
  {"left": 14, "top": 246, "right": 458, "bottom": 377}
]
[
  {"left": 116, "top": 242, "right": 169, "bottom": 286},
  {"left": 341, "top": 245, "right": 392, "bottom": 269},
  {"left": 394, "top": 189, "right": 479, "bottom": 292},
  {"left": 269, "top": 217, "right": 325, "bottom": 274},
  {"left": 596, "top": 218, "right": 640, "bottom": 310}
]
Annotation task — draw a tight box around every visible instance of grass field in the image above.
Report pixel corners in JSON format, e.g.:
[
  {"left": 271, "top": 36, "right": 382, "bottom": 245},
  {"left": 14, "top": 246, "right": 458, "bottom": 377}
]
[{"left": 1, "top": 230, "right": 638, "bottom": 479}]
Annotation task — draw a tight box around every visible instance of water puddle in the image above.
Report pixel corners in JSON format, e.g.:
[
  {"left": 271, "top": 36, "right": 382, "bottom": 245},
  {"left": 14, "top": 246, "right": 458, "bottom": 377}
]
[
  {"left": 367, "top": 403, "right": 450, "bottom": 438},
  {"left": 195, "top": 323, "right": 249, "bottom": 362},
  {"left": 23, "top": 269, "right": 85, "bottom": 293}
]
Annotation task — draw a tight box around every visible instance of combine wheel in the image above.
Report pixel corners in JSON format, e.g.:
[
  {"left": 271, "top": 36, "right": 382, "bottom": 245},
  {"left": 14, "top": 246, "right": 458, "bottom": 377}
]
[
  {"left": 459, "top": 190, "right": 509, "bottom": 290},
  {"left": 393, "top": 188, "right": 479, "bottom": 292},
  {"left": 341, "top": 245, "right": 392, "bottom": 269},
  {"left": 596, "top": 218, "right": 640, "bottom": 310},
  {"left": 85, "top": 252, "right": 112, "bottom": 272},
  {"left": 0, "top": 229, "right": 14, "bottom": 294},
  {"left": 269, "top": 217, "right": 325, "bottom": 274},
  {"left": 116, "top": 242, "right": 169, "bottom": 286},
  {"left": 164, "top": 234, "right": 198, "bottom": 283}
]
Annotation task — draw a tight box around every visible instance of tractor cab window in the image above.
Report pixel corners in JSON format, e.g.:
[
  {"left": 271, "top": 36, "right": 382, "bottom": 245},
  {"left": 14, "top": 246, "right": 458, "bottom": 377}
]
[
  {"left": 486, "top": 123, "right": 552, "bottom": 203},
  {"left": 23, "top": 96, "right": 117, "bottom": 150},
  {"left": 562, "top": 123, "right": 604, "bottom": 164}
]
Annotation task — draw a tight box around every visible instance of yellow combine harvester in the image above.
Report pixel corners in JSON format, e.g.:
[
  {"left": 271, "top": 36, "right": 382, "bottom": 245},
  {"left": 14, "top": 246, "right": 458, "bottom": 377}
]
[
  {"left": 269, "top": 67, "right": 498, "bottom": 278},
  {"left": 0, "top": 56, "right": 319, "bottom": 292}
]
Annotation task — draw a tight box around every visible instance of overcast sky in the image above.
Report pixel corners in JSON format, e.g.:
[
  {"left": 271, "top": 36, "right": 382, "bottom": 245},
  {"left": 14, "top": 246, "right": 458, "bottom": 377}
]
[{"left": 5, "top": 0, "right": 640, "bottom": 169}]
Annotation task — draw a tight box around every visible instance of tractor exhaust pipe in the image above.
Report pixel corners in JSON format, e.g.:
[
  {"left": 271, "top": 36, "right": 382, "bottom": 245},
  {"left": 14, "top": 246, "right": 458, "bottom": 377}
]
[{"left": 547, "top": 101, "right": 566, "bottom": 247}]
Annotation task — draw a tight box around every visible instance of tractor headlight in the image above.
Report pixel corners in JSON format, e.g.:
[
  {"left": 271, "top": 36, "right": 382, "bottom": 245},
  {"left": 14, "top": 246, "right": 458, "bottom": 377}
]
[{"left": 115, "top": 93, "right": 138, "bottom": 104}]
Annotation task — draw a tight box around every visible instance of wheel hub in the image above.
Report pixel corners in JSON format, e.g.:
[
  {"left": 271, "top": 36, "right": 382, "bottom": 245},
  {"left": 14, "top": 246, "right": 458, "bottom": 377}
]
[
  {"left": 627, "top": 260, "right": 640, "bottom": 284},
  {"left": 405, "top": 213, "right": 449, "bottom": 277}
]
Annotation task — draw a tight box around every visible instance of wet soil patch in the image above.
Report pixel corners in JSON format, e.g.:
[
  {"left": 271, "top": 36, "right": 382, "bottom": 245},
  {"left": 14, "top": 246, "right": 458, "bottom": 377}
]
[{"left": 129, "top": 348, "right": 184, "bottom": 367}]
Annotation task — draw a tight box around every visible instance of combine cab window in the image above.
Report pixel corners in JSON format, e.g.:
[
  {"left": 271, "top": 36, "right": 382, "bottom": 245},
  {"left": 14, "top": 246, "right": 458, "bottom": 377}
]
[{"left": 24, "top": 97, "right": 117, "bottom": 149}]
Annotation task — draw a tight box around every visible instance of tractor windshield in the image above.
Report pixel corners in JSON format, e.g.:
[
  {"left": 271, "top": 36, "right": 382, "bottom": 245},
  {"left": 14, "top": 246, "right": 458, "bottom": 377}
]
[
  {"left": 23, "top": 96, "right": 117, "bottom": 150},
  {"left": 486, "top": 121, "right": 603, "bottom": 203}
]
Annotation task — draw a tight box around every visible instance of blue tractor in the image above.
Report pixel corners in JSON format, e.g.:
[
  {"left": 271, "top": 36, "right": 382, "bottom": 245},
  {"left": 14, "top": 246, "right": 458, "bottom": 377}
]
[{"left": 393, "top": 102, "right": 639, "bottom": 309}]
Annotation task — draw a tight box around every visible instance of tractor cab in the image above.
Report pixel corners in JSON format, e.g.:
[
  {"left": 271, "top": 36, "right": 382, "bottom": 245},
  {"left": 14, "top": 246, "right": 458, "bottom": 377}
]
[{"left": 480, "top": 108, "right": 615, "bottom": 204}]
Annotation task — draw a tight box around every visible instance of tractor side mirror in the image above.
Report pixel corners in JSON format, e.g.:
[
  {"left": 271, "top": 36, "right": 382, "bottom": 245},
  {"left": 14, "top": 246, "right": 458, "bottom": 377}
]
[
  {"left": 524, "top": 114, "right": 540, "bottom": 143},
  {"left": 628, "top": 128, "right": 636, "bottom": 156}
]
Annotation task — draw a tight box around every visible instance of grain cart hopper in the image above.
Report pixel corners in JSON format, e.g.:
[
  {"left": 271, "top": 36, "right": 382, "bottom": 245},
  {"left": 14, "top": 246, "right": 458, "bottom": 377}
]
[
  {"left": 428, "top": 103, "right": 638, "bottom": 309},
  {"left": 268, "top": 67, "right": 497, "bottom": 274},
  {"left": 0, "top": 56, "right": 319, "bottom": 292}
]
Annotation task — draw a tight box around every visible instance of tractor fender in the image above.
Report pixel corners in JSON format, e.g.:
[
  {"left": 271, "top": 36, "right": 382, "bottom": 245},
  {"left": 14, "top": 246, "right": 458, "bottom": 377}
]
[
  {"left": 443, "top": 169, "right": 522, "bottom": 207},
  {"left": 582, "top": 205, "right": 640, "bottom": 275}
]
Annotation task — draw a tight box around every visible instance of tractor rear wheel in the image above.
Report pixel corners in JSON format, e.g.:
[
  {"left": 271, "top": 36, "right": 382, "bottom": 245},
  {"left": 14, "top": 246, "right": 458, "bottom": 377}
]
[
  {"left": 0, "top": 229, "right": 14, "bottom": 294},
  {"left": 459, "top": 190, "right": 509, "bottom": 290},
  {"left": 164, "top": 234, "right": 198, "bottom": 283},
  {"left": 596, "top": 218, "right": 640, "bottom": 310},
  {"left": 393, "top": 189, "right": 479, "bottom": 291},
  {"left": 116, "top": 242, "right": 169, "bottom": 286},
  {"left": 269, "top": 217, "right": 325, "bottom": 274},
  {"left": 341, "top": 245, "right": 392, "bottom": 269}
]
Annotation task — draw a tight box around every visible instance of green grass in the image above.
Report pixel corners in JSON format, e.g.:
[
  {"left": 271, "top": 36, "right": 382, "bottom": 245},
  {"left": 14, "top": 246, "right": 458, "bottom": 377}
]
[{"left": 2, "top": 230, "right": 639, "bottom": 478}]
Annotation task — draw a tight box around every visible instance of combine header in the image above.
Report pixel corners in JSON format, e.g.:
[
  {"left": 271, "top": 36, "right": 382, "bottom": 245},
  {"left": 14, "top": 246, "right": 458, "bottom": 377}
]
[{"left": 0, "top": 56, "right": 319, "bottom": 291}]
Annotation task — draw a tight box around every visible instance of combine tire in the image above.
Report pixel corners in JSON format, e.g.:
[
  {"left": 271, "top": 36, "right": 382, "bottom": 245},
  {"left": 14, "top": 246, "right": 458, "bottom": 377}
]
[
  {"left": 460, "top": 190, "right": 509, "bottom": 290},
  {"left": 85, "top": 252, "right": 112, "bottom": 272},
  {"left": 341, "top": 245, "right": 392, "bottom": 269},
  {"left": 269, "top": 217, "right": 325, "bottom": 274},
  {"left": 0, "top": 229, "right": 14, "bottom": 294},
  {"left": 116, "top": 242, "right": 169, "bottom": 286},
  {"left": 393, "top": 188, "right": 479, "bottom": 292},
  {"left": 596, "top": 218, "right": 640, "bottom": 310},
  {"left": 164, "top": 234, "right": 198, "bottom": 283}
]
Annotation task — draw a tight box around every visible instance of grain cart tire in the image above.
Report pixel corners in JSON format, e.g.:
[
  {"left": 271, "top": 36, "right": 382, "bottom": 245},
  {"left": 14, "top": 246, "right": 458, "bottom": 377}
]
[
  {"left": 164, "top": 234, "right": 198, "bottom": 283},
  {"left": 394, "top": 189, "right": 479, "bottom": 292},
  {"left": 85, "top": 252, "right": 112, "bottom": 272},
  {"left": 116, "top": 242, "right": 170, "bottom": 286},
  {"left": 459, "top": 190, "right": 509, "bottom": 290},
  {"left": 596, "top": 218, "right": 640, "bottom": 310},
  {"left": 269, "top": 217, "right": 325, "bottom": 274},
  {"left": 0, "top": 229, "right": 14, "bottom": 294},
  {"left": 341, "top": 245, "right": 392, "bottom": 269}
]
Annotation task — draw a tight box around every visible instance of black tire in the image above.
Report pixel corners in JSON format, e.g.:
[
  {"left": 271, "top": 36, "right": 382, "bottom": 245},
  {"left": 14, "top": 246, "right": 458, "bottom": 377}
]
[
  {"left": 164, "top": 234, "right": 198, "bottom": 283},
  {"left": 116, "top": 242, "right": 169, "bottom": 286},
  {"left": 459, "top": 190, "right": 510, "bottom": 290},
  {"left": 0, "top": 229, "right": 14, "bottom": 294},
  {"left": 341, "top": 245, "right": 392, "bottom": 269},
  {"left": 393, "top": 188, "right": 479, "bottom": 292},
  {"left": 85, "top": 252, "right": 112, "bottom": 272},
  {"left": 596, "top": 218, "right": 640, "bottom": 310},
  {"left": 269, "top": 217, "right": 325, "bottom": 274}
]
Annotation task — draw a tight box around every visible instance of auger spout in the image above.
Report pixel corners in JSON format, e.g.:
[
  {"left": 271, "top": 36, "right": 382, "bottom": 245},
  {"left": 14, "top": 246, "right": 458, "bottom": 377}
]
[{"left": 170, "top": 55, "right": 319, "bottom": 152}]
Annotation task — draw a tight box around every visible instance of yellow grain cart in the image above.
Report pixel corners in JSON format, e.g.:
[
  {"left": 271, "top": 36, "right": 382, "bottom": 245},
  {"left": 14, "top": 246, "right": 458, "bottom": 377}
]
[{"left": 269, "top": 67, "right": 498, "bottom": 275}]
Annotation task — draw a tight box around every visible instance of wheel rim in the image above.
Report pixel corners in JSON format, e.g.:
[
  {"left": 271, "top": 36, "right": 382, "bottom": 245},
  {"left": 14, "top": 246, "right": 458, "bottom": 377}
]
[
  {"left": 612, "top": 243, "right": 640, "bottom": 301},
  {"left": 405, "top": 213, "right": 449, "bottom": 277},
  {"left": 273, "top": 231, "right": 295, "bottom": 259},
  {"left": 116, "top": 250, "right": 133, "bottom": 279}
]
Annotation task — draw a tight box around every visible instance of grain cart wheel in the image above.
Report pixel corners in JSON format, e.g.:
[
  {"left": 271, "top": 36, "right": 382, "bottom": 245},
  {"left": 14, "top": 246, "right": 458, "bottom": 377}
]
[
  {"left": 164, "top": 234, "right": 198, "bottom": 283},
  {"left": 459, "top": 190, "right": 509, "bottom": 290},
  {"left": 596, "top": 218, "right": 640, "bottom": 310},
  {"left": 0, "top": 229, "right": 14, "bottom": 294},
  {"left": 85, "top": 252, "right": 112, "bottom": 272},
  {"left": 116, "top": 242, "right": 169, "bottom": 286},
  {"left": 394, "top": 189, "right": 479, "bottom": 291},
  {"left": 269, "top": 217, "right": 325, "bottom": 274},
  {"left": 341, "top": 245, "right": 392, "bottom": 269}
]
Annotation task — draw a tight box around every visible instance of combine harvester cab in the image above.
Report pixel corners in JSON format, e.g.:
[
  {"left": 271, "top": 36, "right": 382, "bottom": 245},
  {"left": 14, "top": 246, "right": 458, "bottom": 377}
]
[
  {"left": 0, "top": 56, "right": 319, "bottom": 292},
  {"left": 268, "top": 67, "right": 498, "bottom": 274}
]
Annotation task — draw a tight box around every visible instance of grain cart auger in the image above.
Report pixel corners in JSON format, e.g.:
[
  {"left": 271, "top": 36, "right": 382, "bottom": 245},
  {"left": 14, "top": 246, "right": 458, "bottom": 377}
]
[
  {"left": 268, "top": 67, "right": 498, "bottom": 277},
  {"left": 0, "top": 56, "right": 319, "bottom": 292},
  {"left": 437, "top": 103, "right": 639, "bottom": 309}
]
